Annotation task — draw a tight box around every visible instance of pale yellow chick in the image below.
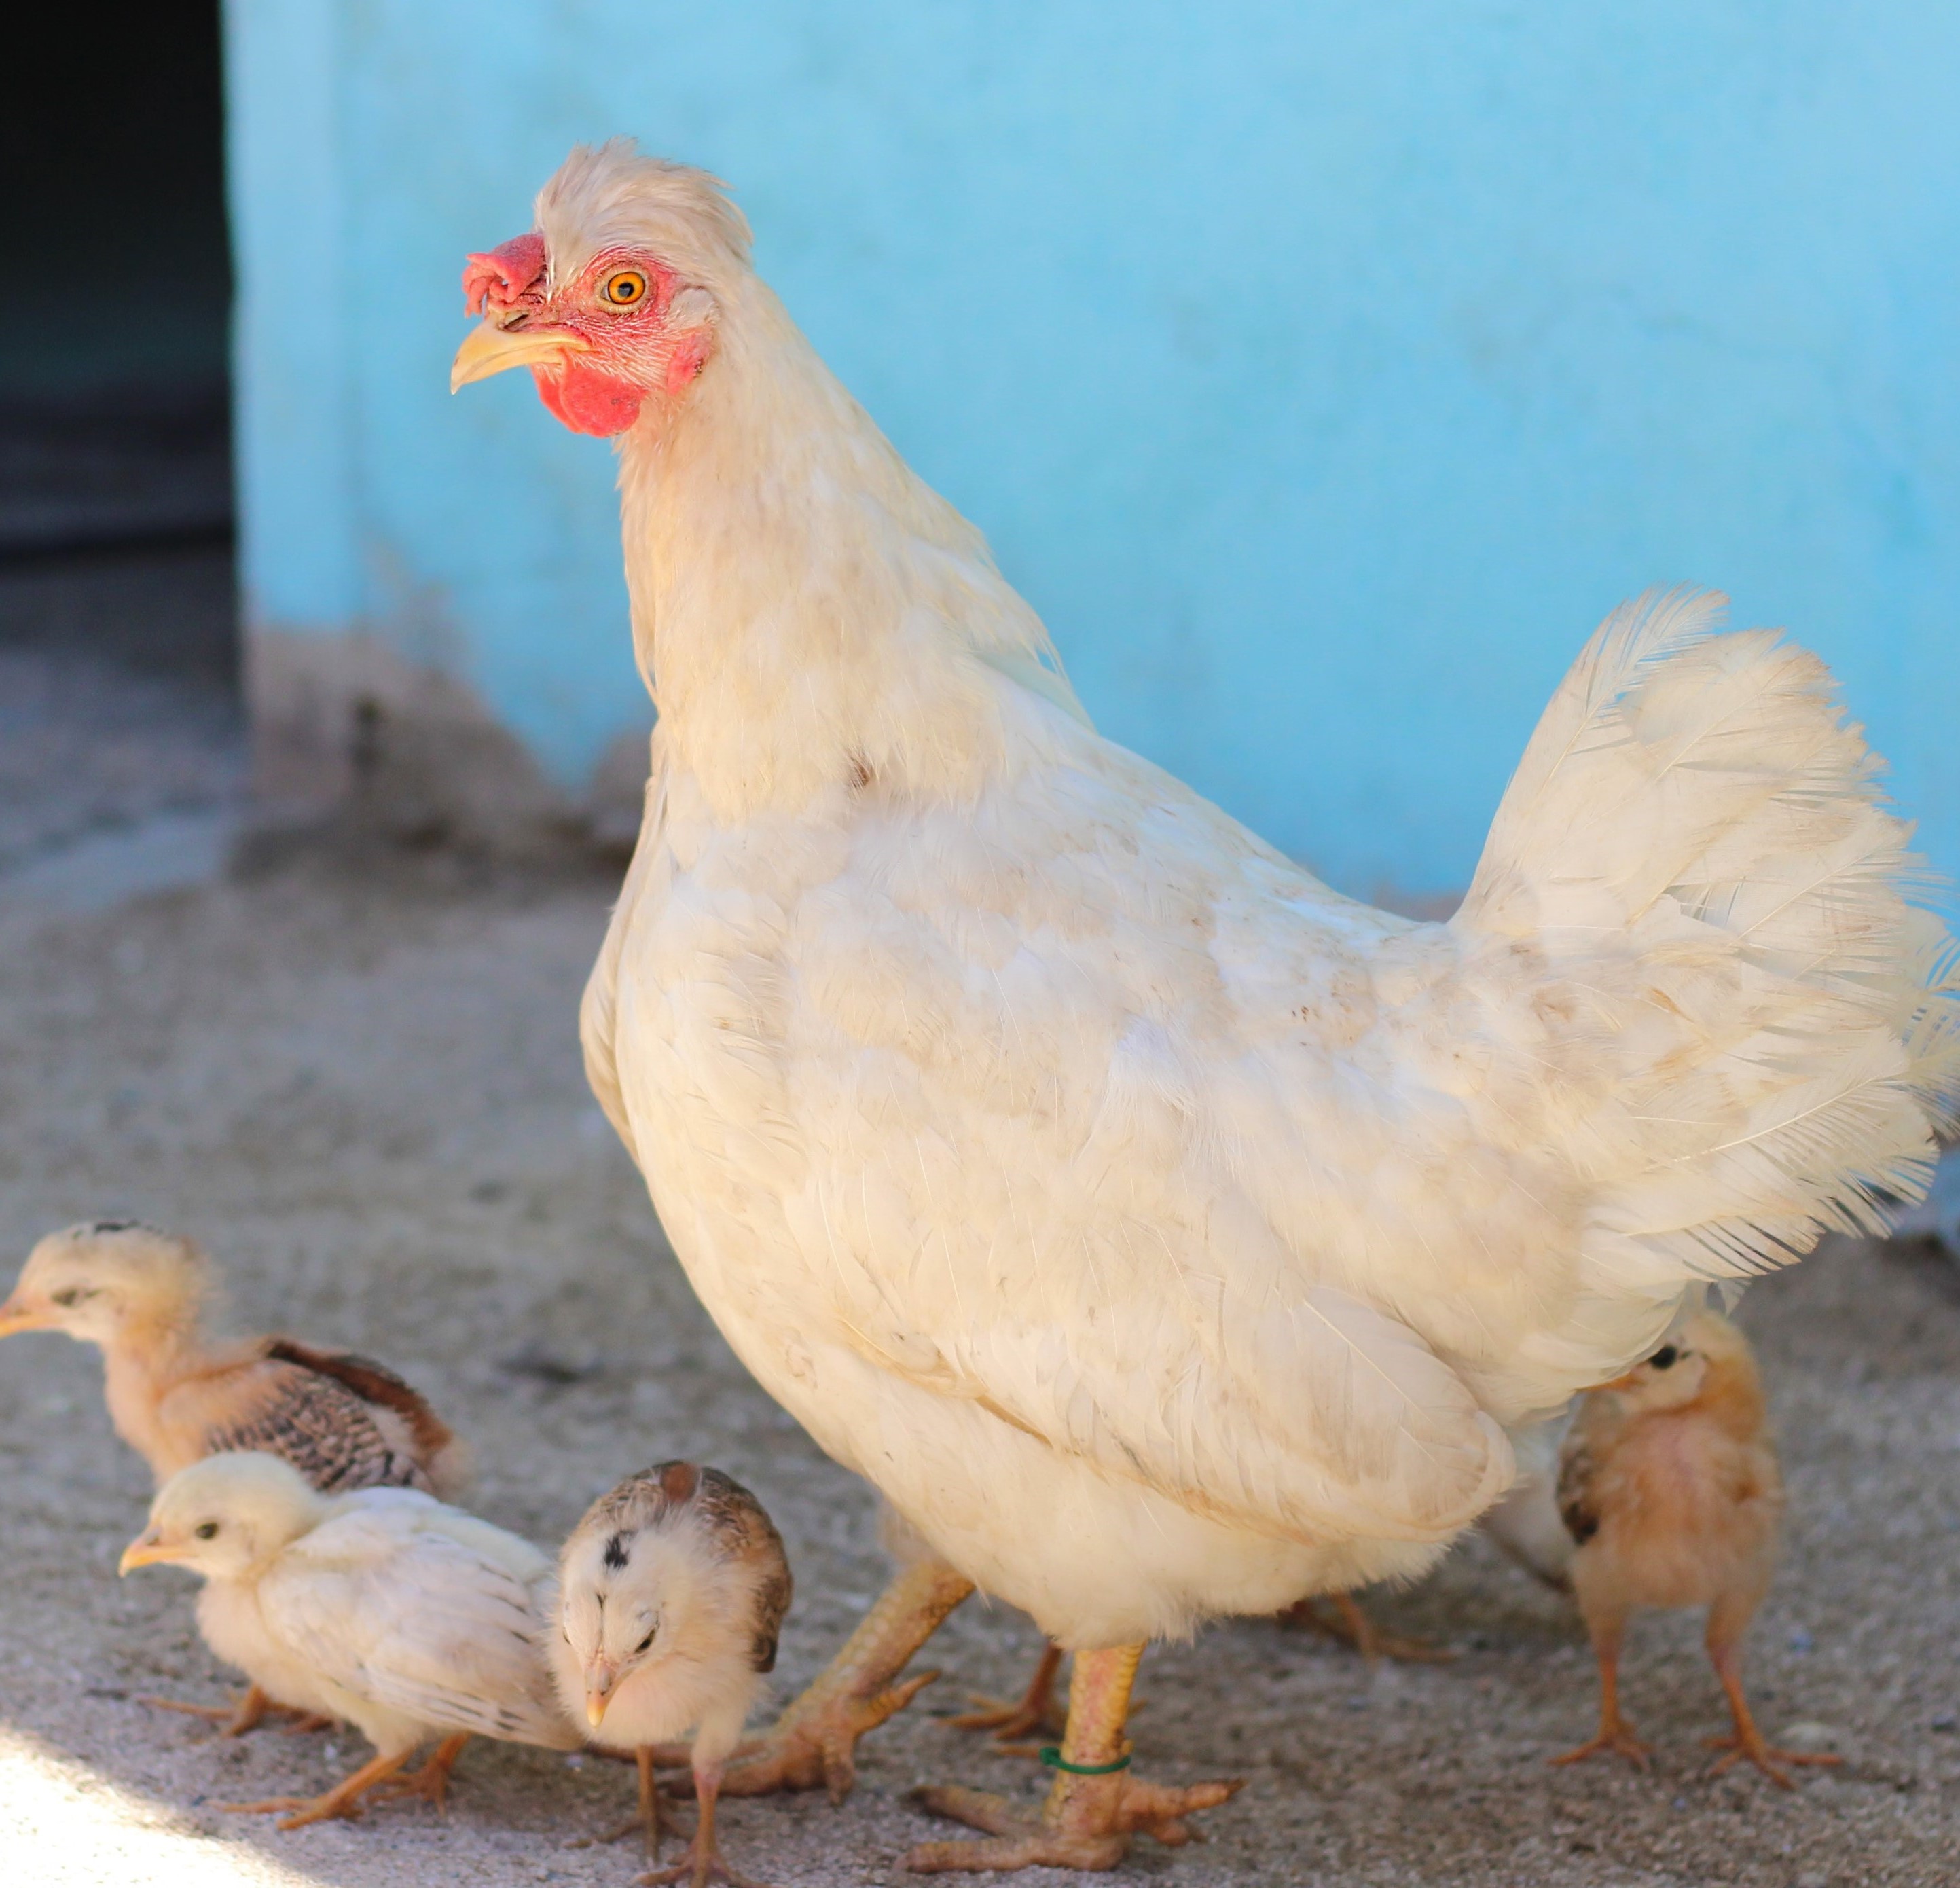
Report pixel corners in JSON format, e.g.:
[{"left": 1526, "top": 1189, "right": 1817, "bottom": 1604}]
[
  {"left": 4, "top": 1220, "right": 468, "bottom": 1735},
  {"left": 122, "top": 1452, "right": 580, "bottom": 1828},
  {"left": 552, "top": 1462, "right": 792, "bottom": 1888},
  {"left": 1551, "top": 1311, "right": 1838, "bottom": 1787}
]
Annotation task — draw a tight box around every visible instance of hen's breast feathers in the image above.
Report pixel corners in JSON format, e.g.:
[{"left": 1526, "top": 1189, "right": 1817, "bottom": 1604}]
[{"left": 587, "top": 591, "right": 1956, "bottom": 1555}]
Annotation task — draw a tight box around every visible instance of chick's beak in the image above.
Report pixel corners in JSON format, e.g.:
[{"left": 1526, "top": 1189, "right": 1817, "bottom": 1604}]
[
  {"left": 583, "top": 1660, "right": 618, "bottom": 1729},
  {"left": 450, "top": 318, "right": 589, "bottom": 393},
  {"left": 0, "top": 1295, "right": 54, "bottom": 1336},
  {"left": 119, "top": 1528, "right": 174, "bottom": 1576}
]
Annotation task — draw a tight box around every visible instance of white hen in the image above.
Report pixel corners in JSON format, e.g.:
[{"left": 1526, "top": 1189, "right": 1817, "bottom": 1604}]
[{"left": 454, "top": 141, "right": 1958, "bottom": 1870}]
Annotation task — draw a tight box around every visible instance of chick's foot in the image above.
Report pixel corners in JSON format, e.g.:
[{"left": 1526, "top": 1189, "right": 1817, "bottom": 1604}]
[
  {"left": 1276, "top": 1592, "right": 1455, "bottom": 1666},
  {"left": 138, "top": 1685, "right": 325, "bottom": 1738},
  {"left": 1704, "top": 1728, "right": 1841, "bottom": 1789},
  {"left": 637, "top": 1777, "right": 769, "bottom": 1888},
  {"left": 219, "top": 1747, "right": 415, "bottom": 1830},
  {"left": 1550, "top": 1719, "right": 1650, "bottom": 1771},
  {"left": 374, "top": 1732, "right": 470, "bottom": 1812}
]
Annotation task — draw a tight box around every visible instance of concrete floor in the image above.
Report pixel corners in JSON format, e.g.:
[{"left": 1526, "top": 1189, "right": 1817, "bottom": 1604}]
[{"left": 0, "top": 645, "right": 1957, "bottom": 1887}]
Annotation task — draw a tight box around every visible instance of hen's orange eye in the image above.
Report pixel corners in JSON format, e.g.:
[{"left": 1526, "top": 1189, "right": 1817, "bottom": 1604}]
[{"left": 601, "top": 270, "right": 649, "bottom": 308}]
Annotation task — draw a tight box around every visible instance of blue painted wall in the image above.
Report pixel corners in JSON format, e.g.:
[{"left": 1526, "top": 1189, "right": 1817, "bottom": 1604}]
[{"left": 225, "top": 1, "right": 1960, "bottom": 898}]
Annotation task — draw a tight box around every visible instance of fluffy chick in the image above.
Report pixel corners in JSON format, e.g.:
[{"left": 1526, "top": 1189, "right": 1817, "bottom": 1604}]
[
  {"left": 0, "top": 1221, "right": 465, "bottom": 1497},
  {"left": 553, "top": 1462, "right": 792, "bottom": 1888},
  {"left": 1551, "top": 1311, "right": 1838, "bottom": 1786},
  {"left": 122, "top": 1451, "right": 580, "bottom": 1828},
  {"left": 5, "top": 1220, "right": 467, "bottom": 1735}
]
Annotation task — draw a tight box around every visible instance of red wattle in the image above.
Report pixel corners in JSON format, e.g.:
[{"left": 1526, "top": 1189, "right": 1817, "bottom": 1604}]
[{"left": 532, "top": 363, "right": 646, "bottom": 437}]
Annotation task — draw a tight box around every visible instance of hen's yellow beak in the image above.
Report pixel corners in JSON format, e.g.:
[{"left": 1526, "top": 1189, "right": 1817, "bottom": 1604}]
[
  {"left": 0, "top": 1295, "right": 54, "bottom": 1337},
  {"left": 119, "top": 1528, "right": 176, "bottom": 1575},
  {"left": 450, "top": 319, "right": 589, "bottom": 393}
]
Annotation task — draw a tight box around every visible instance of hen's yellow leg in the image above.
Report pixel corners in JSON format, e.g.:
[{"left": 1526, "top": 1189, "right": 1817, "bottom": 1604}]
[
  {"left": 909, "top": 1643, "right": 1243, "bottom": 1873},
  {"left": 671, "top": 1557, "right": 973, "bottom": 1804}
]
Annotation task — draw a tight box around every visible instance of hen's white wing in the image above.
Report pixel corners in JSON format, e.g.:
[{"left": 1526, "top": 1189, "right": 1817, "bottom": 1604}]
[
  {"left": 601, "top": 595, "right": 1954, "bottom": 1555},
  {"left": 260, "top": 1491, "right": 577, "bottom": 1749}
]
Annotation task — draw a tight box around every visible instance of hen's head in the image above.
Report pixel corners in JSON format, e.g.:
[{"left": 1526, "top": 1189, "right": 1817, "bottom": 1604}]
[{"left": 452, "top": 139, "right": 752, "bottom": 437}]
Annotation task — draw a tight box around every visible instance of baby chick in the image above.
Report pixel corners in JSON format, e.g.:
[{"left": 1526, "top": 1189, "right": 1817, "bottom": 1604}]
[
  {"left": 1550, "top": 1311, "right": 1838, "bottom": 1786},
  {"left": 1, "top": 1221, "right": 465, "bottom": 1499},
  {"left": 121, "top": 1451, "right": 581, "bottom": 1828},
  {"left": 553, "top": 1462, "right": 792, "bottom": 1888},
  {"left": 4, "top": 1220, "right": 467, "bottom": 1735}
]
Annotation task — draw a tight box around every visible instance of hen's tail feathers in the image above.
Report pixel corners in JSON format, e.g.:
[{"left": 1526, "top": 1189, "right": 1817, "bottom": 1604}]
[{"left": 1456, "top": 587, "right": 1960, "bottom": 1326}]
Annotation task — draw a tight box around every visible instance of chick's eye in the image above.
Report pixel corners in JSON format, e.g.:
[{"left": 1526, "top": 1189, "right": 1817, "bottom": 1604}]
[
  {"left": 1650, "top": 1345, "right": 1679, "bottom": 1370},
  {"left": 51, "top": 1287, "right": 91, "bottom": 1307},
  {"left": 636, "top": 1627, "right": 657, "bottom": 1653},
  {"left": 194, "top": 1521, "right": 219, "bottom": 1540},
  {"left": 601, "top": 269, "right": 649, "bottom": 308}
]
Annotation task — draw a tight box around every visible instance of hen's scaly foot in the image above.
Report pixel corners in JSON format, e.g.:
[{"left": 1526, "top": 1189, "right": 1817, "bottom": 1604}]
[
  {"left": 700, "top": 1558, "right": 972, "bottom": 1804},
  {"left": 1550, "top": 1719, "right": 1650, "bottom": 1771},
  {"left": 1277, "top": 1593, "right": 1456, "bottom": 1667},
  {"left": 907, "top": 1774, "right": 1243, "bottom": 1874},
  {"left": 949, "top": 1644, "right": 1066, "bottom": 1744},
  {"left": 908, "top": 1643, "right": 1242, "bottom": 1874},
  {"left": 1703, "top": 1729, "right": 1841, "bottom": 1789}
]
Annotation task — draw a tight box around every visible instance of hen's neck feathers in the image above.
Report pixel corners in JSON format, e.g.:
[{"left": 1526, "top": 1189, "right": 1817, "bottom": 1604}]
[{"left": 616, "top": 283, "right": 1085, "bottom": 820}]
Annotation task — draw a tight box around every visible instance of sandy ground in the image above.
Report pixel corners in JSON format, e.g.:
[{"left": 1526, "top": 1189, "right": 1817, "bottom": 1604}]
[{"left": 0, "top": 667, "right": 1957, "bottom": 1886}]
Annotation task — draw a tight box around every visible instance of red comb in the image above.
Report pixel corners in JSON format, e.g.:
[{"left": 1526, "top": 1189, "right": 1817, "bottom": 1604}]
[{"left": 462, "top": 234, "right": 547, "bottom": 315}]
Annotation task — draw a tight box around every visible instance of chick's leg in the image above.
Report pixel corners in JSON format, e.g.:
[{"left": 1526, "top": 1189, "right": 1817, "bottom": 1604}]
[
  {"left": 908, "top": 1643, "right": 1244, "bottom": 1874},
  {"left": 1276, "top": 1591, "right": 1457, "bottom": 1667},
  {"left": 375, "top": 1732, "right": 471, "bottom": 1811},
  {"left": 949, "top": 1642, "right": 1067, "bottom": 1745},
  {"left": 690, "top": 1557, "right": 973, "bottom": 1804},
  {"left": 1703, "top": 1607, "right": 1841, "bottom": 1788},
  {"left": 138, "top": 1685, "right": 331, "bottom": 1737},
  {"left": 585, "top": 1747, "right": 677, "bottom": 1858},
  {"left": 638, "top": 1764, "right": 768, "bottom": 1888},
  {"left": 1551, "top": 1609, "right": 1649, "bottom": 1770},
  {"left": 218, "top": 1746, "right": 416, "bottom": 1830}
]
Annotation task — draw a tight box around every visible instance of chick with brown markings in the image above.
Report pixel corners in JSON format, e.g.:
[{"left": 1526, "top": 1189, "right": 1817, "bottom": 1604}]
[
  {"left": 553, "top": 1462, "right": 792, "bottom": 1888},
  {"left": 1, "top": 1220, "right": 466, "bottom": 1732},
  {"left": 1551, "top": 1310, "right": 1839, "bottom": 1787}
]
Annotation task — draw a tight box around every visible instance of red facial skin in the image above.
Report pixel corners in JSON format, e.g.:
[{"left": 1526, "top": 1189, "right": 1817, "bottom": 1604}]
[{"left": 460, "top": 234, "right": 714, "bottom": 438}]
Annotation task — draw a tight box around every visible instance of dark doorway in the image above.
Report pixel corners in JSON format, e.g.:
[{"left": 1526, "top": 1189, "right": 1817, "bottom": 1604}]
[
  {"left": 1, "top": 7, "right": 242, "bottom": 884},
  {"left": 0, "top": 3, "right": 236, "bottom": 674}
]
